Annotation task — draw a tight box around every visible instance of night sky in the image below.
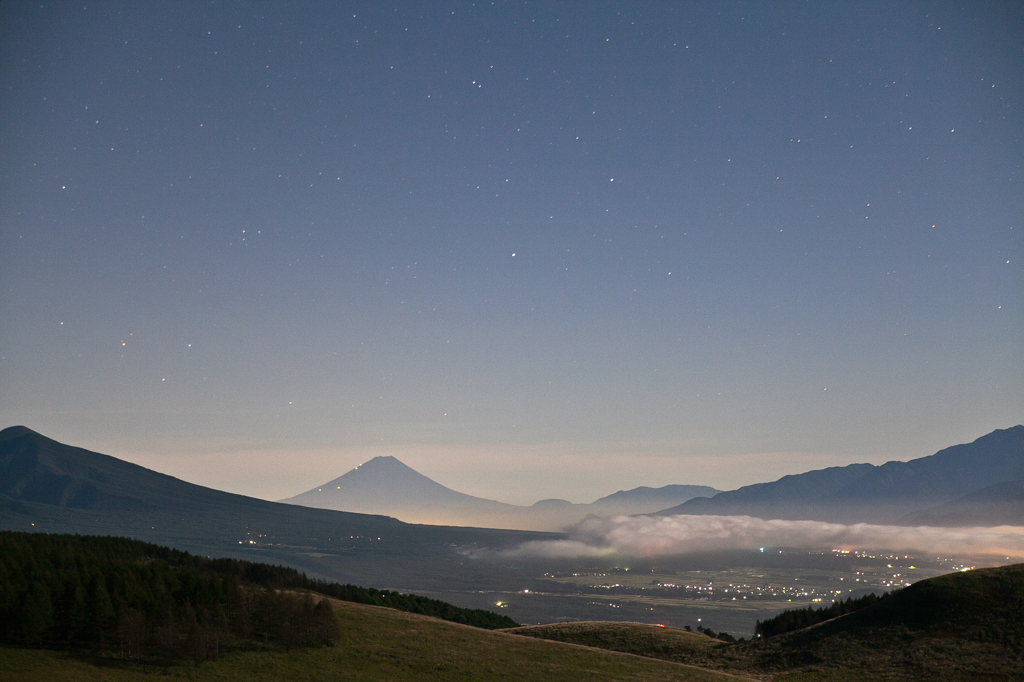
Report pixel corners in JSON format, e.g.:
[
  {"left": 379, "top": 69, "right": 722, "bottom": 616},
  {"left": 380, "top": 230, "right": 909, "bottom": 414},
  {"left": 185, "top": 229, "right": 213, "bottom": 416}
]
[{"left": 2, "top": 2, "right": 1021, "bottom": 505}]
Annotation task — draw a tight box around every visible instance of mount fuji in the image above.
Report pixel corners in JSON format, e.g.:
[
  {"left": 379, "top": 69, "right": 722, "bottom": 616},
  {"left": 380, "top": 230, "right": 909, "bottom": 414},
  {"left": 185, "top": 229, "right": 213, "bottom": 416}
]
[{"left": 280, "top": 457, "right": 718, "bottom": 530}]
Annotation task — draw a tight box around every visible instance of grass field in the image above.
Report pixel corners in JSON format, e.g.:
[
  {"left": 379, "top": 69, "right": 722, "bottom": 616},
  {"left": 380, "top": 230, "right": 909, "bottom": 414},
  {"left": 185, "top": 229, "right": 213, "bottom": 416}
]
[
  {"left": 510, "top": 621, "right": 723, "bottom": 663},
  {"left": 0, "top": 598, "right": 753, "bottom": 682},
  {"left": 5, "top": 561, "right": 1020, "bottom": 681},
  {"left": 509, "top": 619, "right": 1024, "bottom": 681}
]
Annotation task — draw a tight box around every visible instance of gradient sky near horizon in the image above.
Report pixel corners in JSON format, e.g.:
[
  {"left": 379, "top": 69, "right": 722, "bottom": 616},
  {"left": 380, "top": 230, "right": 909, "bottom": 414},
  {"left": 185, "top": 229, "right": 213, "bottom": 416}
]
[{"left": 1, "top": 1, "right": 1021, "bottom": 505}]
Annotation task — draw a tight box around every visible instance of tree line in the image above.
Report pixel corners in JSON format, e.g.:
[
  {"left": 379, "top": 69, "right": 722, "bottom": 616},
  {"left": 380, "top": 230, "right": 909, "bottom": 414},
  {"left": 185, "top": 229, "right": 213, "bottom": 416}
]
[
  {"left": 308, "top": 581, "right": 518, "bottom": 628},
  {"left": 691, "top": 624, "right": 741, "bottom": 643},
  {"left": 754, "top": 591, "right": 891, "bottom": 638},
  {"left": 0, "top": 531, "right": 517, "bottom": 664}
]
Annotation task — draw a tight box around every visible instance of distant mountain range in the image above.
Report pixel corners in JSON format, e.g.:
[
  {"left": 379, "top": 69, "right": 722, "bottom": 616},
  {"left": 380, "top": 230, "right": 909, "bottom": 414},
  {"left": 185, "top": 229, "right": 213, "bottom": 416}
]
[
  {"left": 8, "top": 421, "right": 1020, "bottom": 638},
  {"left": 898, "top": 479, "right": 1024, "bottom": 527},
  {"left": 656, "top": 426, "right": 1024, "bottom": 525},
  {"left": 0, "top": 425, "right": 554, "bottom": 594},
  {"left": 280, "top": 458, "right": 719, "bottom": 531},
  {"left": 3, "top": 421, "right": 1020, "bottom": 551}
]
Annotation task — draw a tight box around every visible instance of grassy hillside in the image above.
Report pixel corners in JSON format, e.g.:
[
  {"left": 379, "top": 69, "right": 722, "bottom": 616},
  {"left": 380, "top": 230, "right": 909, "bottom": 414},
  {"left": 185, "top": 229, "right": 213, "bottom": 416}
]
[
  {"left": 0, "top": 530, "right": 518, "bottom": 661},
  {"left": 796, "top": 561, "right": 1024, "bottom": 640},
  {"left": 511, "top": 621, "right": 724, "bottom": 663},
  {"left": 1, "top": 598, "right": 750, "bottom": 682},
  {"left": 753, "top": 592, "right": 889, "bottom": 638},
  {"left": 511, "top": 564, "right": 1024, "bottom": 681},
  {"left": 732, "top": 562, "right": 1024, "bottom": 680}
]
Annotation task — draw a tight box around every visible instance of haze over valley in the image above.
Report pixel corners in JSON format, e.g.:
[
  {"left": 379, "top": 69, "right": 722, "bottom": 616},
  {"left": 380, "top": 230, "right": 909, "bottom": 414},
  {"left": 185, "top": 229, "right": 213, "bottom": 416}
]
[{"left": 3, "top": 424, "right": 1021, "bottom": 638}]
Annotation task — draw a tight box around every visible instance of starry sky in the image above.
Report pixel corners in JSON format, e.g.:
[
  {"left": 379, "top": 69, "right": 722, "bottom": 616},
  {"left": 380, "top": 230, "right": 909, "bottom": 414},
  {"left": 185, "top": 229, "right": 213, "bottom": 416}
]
[{"left": 1, "top": 2, "right": 1021, "bottom": 505}]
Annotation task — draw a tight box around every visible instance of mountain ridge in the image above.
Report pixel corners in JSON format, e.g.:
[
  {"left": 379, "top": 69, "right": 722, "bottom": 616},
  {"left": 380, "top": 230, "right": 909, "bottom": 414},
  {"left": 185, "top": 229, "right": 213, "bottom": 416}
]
[
  {"left": 0, "top": 425, "right": 281, "bottom": 513},
  {"left": 280, "top": 456, "right": 721, "bottom": 530},
  {"left": 0, "top": 424, "right": 718, "bottom": 533},
  {"left": 658, "top": 425, "right": 1024, "bottom": 524},
  {"left": 0, "top": 425, "right": 558, "bottom": 595},
  {"left": 898, "top": 479, "right": 1024, "bottom": 527},
  {"left": 591, "top": 484, "right": 722, "bottom": 507}
]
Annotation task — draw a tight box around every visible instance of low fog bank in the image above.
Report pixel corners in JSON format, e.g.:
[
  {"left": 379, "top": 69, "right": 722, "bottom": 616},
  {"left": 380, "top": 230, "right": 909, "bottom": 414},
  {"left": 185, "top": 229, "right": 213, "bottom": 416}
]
[{"left": 494, "top": 514, "right": 1024, "bottom": 559}]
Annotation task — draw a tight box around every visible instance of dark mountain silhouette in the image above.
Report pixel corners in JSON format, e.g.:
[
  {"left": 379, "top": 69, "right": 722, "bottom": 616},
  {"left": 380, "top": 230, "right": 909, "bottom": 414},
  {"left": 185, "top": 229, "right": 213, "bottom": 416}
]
[
  {"left": 532, "top": 498, "right": 574, "bottom": 508},
  {"left": 898, "top": 479, "right": 1024, "bottom": 527},
  {"left": 767, "top": 561, "right": 1024, "bottom": 645},
  {"left": 0, "top": 423, "right": 715, "bottom": 536},
  {"left": 281, "top": 460, "right": 719, "bottom": 530},
  {"left": 0, "top": 426, "right": 554, "bottom": 593},
  {"left": 591, "top": 484, "right": 722, "bottom": 510},
  {"left": 745, "top": 563, "right": 1024, "bottom": 678},
  {"left": 0, "top": 424, "right": 340, "bottom": 514},
  {"left": 657, "top": 426, "right": 1024, "bottom": 524}
]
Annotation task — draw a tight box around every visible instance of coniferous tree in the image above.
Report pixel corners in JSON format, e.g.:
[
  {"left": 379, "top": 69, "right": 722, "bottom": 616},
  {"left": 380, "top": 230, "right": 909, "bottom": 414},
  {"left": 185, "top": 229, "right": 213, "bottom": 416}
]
[{"left": 0, "top": 530, "right": 515, "bottom": 661}]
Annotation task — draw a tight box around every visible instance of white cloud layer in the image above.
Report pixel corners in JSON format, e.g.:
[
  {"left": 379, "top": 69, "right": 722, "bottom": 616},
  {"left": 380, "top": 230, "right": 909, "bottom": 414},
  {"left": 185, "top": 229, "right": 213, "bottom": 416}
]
[{"left": 500, "top": 514, "right": 1024, "bottom": 559}]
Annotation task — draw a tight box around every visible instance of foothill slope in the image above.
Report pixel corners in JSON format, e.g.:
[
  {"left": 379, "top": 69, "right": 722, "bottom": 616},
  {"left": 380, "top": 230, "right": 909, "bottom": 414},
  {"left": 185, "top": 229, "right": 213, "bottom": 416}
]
[
  {"left": 513, "top": 562, "right": 1024, "bottom": 681},
  {"left": 1, "top": 594, "right": 749, "bottom": 682}
]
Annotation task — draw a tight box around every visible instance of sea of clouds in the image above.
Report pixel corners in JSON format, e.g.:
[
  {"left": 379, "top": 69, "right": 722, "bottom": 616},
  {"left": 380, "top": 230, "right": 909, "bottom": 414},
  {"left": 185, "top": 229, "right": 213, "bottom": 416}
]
[{"left": 496, "top": 514, "right": 1024, "bottom": 559}]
